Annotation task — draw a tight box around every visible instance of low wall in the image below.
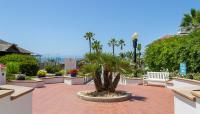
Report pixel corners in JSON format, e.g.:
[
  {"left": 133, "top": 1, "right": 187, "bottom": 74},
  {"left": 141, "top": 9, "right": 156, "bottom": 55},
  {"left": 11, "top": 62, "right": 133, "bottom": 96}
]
[
  {"left": 64, "top": 77, "right": 92, "bottom": 85},
  {"left": 120, "top": 77, "right": 142, "bottom": 85},
  {"left": 0, "top": 85, "right": 33, "bottom": 114},
  {"left": 8, "top": 80, "right": 45, "bottom": 88},
  {"left": 173, "top": 87, "right": 200, "bottom": 114},
  {"left": 40, "top": 76, "right": 64, "bottom": 84},
  {"left": 171, "top": 78, "right": 200, "bottom": 89}
]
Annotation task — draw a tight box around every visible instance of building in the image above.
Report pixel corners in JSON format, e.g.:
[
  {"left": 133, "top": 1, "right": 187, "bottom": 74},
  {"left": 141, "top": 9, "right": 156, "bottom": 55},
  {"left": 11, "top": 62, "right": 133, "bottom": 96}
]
[{"left": 0, "top": 39, "right": 32, "bottom": 56}]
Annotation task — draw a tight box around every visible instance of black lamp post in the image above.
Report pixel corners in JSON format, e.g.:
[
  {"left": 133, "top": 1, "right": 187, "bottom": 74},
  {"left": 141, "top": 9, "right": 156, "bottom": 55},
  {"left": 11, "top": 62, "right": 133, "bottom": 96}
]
[{"left": 132, "top": 32, "right": 138, "bottom": 63}]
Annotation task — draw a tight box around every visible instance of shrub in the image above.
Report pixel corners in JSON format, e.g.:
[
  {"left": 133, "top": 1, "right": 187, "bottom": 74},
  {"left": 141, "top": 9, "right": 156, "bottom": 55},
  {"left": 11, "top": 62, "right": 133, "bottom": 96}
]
[
  {"left": 0, "top": 54, "right": 38, "bottom": 64},
  {"left": 16, "top": 74, "right": 26, "bottom": 80},
  {"left": 20, "top": 62, "right": 39, "bottom": 76},
  {"left": 68, "top": 69, "right": 78, "bottom": 74},
  {"left": 6, "top": 62, "right": 20, "bottom": 74},
  {"left": 55, "top": 72, "right": 62, "bottom": 76},
  {"left": 144, "top": 29, "right": 200, "bottom": 73},
  {"left": 59, "top": 70, "right": 65, "bottom": 75},
  {"left": 45, "top": 65, "right": 61, "bottom": 73},
  {"left": 193, "top": 73, "right": 200, "bottom": 81},
  {"left": 37, "top": 70, "right": 47, "bottom": 77},
  {"left": 0, "top": 54, "right": 39, "bottom": 75},
  {"left": 6, "top": 74, "right": 15, "bottom": 81}
]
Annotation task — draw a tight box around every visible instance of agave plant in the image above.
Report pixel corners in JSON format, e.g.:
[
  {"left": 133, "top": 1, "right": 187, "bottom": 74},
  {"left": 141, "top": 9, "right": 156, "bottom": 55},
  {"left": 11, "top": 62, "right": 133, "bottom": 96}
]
[{"left": 79, "top": 53, "right": 133, "bottom": 92}]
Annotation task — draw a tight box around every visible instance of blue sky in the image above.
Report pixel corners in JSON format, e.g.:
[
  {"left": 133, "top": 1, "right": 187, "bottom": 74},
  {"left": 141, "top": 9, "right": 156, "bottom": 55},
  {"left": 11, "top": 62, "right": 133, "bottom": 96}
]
[{"left": 0, "top": 0, "right": 199, "bottom": 57}]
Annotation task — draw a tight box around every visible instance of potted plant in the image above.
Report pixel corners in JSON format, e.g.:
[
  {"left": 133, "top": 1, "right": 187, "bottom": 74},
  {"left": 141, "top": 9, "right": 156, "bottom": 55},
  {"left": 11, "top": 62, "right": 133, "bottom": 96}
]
[
  {"left": 68, "top": 69, "right": 78, "bottom": 77},
  {"left": 37, "top": 70, "right": 47, "bottom": 78}
]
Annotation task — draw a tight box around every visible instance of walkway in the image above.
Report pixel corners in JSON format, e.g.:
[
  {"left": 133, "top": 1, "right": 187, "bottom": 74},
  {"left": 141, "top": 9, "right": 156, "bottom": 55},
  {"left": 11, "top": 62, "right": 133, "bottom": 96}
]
[{"left": 33, "top": 84, "right": 173, "bottom": 114}]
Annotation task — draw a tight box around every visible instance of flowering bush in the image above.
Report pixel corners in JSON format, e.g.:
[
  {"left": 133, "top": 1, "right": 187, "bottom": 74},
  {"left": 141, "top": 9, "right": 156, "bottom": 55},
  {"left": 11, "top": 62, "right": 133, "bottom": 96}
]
[
  {"left": 68, "top": 69, "right": 78, "bottom": 74},
  {"left": 37, "top": 70, "right": 47, "bottom": 77}
]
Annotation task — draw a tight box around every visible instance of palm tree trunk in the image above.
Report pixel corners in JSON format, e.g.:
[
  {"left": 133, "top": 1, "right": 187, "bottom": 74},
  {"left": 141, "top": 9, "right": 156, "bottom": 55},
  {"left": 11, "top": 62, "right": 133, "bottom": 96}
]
[
  {"left": 89, "top": 39, "right": 92, "bottom": 53},
  {"left": 112, "top": 45, "right": 115, "bottom": 55},
  {"left": 109, "top": 73, "right": 120, "bottom": 92},
  {"left": 94, "top": 70, "right": 103, "bottom": 92}
]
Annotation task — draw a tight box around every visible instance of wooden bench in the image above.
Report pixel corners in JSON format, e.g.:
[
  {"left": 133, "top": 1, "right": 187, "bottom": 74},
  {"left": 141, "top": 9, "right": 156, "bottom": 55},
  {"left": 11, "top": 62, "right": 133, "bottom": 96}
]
[{"left": 143, "top": 72, "right": 169, "bottom": 87}]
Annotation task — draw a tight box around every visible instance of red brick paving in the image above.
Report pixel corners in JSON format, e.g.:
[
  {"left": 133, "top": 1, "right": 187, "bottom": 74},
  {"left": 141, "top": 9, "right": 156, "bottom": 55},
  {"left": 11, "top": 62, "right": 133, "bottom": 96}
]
[{"left": 32, "top": 84, "right": 174, "bottom": 114}]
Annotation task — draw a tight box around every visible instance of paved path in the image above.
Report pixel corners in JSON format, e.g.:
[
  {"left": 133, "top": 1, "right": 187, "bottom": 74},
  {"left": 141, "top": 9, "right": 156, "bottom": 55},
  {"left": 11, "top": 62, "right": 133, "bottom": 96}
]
[{"left": 33, "top": 84, "right": 173, "bottom": 114}]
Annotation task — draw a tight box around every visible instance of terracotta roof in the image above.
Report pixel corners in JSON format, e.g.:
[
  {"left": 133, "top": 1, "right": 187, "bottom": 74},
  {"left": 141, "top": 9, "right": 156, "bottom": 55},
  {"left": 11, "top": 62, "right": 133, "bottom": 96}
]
[{"left": 0, "top": 39, "right": 32, "bottom": 54}]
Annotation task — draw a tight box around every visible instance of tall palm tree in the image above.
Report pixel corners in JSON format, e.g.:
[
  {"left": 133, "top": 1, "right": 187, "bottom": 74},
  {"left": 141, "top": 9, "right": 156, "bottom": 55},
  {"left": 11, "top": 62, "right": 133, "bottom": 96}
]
[
  {"left": 84, "top": 32, "right": 95, "bottom": 53},
  {"left": 118, "top": 39, "right": 125, "bottom": 51},
  {"left": 108, "top": 38, "right": 118, "bottom": 55},
  {"left": 181, "top": 8, "right": 200, "bottom": 31},
  {"left": 92, "top": 40, "right": 103, "bottom": 53}
]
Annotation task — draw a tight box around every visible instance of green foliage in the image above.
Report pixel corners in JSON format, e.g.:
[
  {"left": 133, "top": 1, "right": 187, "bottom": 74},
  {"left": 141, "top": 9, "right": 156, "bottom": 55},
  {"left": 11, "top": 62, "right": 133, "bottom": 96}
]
[
  {"left": 0, "top": 54, "right": 39, "bottom": 76},
  {"left": 180, "top": 8, "right": 200, "bottom": 31},
  {"left": 118, "top": 39, "right": 125, "bottom": 50},
  {"left": 6, "top": 62, "right": 20, "bottom": 74},
  {"left": 144, "top": 29, "right": 200, "bottom": 73},
  {"left": 55, "top": 70, "right": 64, "bottom": 76},
  {"left": 0, "top": 54, "right": 38, "bottom": 64},
  {"left": 37, "top": 70, "right": 47, "bottom": 77},
  {"left": 108, "top": 38, "right": 119, "bottom": 55},
  {"left": 16, "top": 74, "right": 26, "bottom": 80},
  {"left": 193, "top": 73, "right": 200, "bottom": 80},
  {"left": 20, "top": 62, "right": 39, "bottom": 76},
  {"left": 81, "top": 53, "right": 133, "bottom": 77},
  {"left": 6, "top": 74, "right": 15, "bottom": 81},
  {"left": 84, "top": 32, "right": 95, "bottom": 53},
  {"left": 185, "top": 73, "right": 200, "bottom": 81},
  {"left": 92, "top": 40, "right": 102, "bottom": 53},
  {"left": 45, "top": 65, "right": 61, "bottom": 73}
]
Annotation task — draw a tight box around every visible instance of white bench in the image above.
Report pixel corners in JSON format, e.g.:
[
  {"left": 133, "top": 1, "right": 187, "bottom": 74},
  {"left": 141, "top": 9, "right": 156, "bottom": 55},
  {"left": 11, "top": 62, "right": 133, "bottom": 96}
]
[{"left": 143, "top": 72, "right": 169, "bottom": 87}]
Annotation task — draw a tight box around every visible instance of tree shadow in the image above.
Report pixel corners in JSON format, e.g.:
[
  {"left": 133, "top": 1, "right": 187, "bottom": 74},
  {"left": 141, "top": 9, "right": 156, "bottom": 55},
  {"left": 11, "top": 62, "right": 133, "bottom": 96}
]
[{"left": 129, "top": 95, "right": 147, "bottom": 101}]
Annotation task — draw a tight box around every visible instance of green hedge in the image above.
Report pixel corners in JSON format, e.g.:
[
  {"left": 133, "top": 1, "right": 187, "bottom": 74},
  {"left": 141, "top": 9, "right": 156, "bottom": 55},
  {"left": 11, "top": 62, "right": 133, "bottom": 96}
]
[
  {"left": 0, "top": 54, "right": 39, "bottom": 76},
  {"left": 20, "top": 62, "right": 39, "bottom": 76},
  {"left": 6, "top": 62, "right": 20, "bottom": 74},
  {"left": 144, "top": 29, "right": 200, "bottom": 73},
  {"left": 0, "top": 54, "right": 38, "bottom": 64},
  {"left": 45, "top": 65, "right": 61, "bottom": 73}
]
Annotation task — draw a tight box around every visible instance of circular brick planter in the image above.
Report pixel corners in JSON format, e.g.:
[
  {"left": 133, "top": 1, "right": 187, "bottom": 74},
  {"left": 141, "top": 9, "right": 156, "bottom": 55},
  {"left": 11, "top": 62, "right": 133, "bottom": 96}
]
[{"left": 77, "top": 90, "right": 132, "bottom": 102}]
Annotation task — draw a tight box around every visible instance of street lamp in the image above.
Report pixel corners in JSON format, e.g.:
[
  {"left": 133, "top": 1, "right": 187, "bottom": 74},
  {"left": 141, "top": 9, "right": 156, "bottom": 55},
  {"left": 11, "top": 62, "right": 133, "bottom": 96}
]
[{"left": 132, "top": 32, "right": 138, "bottom": 63}]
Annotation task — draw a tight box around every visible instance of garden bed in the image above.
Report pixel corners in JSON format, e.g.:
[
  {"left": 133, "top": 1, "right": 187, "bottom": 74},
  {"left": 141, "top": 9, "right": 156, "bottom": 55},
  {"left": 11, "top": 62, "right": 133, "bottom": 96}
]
[{"left": 77, "top": 90, "right": 132, "bottom": 102}]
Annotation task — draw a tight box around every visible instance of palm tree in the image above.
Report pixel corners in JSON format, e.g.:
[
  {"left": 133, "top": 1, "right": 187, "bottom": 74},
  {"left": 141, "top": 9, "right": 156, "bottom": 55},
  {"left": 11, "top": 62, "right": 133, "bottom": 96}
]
[
  {"left": 80, "top": 53, "right": 133, "bottom": 92},
  {"left": 118, "top": 39, "right": 125, "bottom": 51},
  {"left": 108, "top": 38, "right": 118, "bottom": 55},
  {"left": 92, "top": 40, "right": 103, "bottom": 53},
  {"left": 180, "top": 8, "right": 200, "bottom": 31},
  {"left": 84, "top": 32, "right": 95, "bottom": 53}
]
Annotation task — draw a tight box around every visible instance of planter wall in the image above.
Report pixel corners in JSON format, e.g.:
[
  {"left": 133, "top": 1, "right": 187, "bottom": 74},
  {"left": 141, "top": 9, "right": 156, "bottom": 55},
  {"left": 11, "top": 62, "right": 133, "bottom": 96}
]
[
  {"left": 8, "top": 80, "right": 45, "bottom": 88},
  {"left": 64, "top": 77, "right": 85, "bottom": 85},
  {"left": 174, "top": 92, "right": 196, "bottom": 114},
  {"left": 170, "top": 78, "right": 200, "bottom": 89},
  {"left": 173, "top": 87, "right": 200, "bottom": 114},
  {"left": 40, "top": 76, "right": 64, "bottom": 84},
  {"left": 64, "top": 77, "right": 92, "bottom": 85},
  {"left": 0, "top": 85, "right": 33, "bottom": 114}
]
